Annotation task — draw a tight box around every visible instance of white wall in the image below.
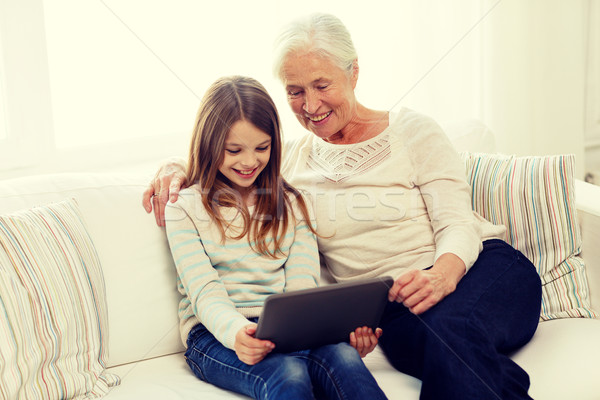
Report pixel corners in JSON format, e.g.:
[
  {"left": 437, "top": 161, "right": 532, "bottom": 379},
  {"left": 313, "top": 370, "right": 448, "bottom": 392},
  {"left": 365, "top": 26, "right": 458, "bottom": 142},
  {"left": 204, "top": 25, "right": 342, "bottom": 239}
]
[
  {"left": 0, "top": 0, "right": 592, "bottom": 180},
  {"left": 584, "top": 0, "right": 600, "bottom": 182},
  {"left": 482, "top": 0, "right": 586, "bottom": 177}
]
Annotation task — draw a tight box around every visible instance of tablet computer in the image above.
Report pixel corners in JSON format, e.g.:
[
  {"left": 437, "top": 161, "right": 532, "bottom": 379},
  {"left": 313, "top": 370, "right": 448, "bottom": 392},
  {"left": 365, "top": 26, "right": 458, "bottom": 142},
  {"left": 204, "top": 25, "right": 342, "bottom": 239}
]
[{"left": 255, "top": 276, "right": 393, "bottom": 353}]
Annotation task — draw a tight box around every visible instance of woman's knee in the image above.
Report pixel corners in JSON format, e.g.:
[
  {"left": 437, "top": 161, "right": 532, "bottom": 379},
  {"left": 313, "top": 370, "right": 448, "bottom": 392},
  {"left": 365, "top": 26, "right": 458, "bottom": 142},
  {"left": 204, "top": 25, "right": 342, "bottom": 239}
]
[
  {"left": 497, "top": 249, "right": 542, "bottom": 322},
  {"left": 516, "top": 252, "right": 542, "bottom": 297}
]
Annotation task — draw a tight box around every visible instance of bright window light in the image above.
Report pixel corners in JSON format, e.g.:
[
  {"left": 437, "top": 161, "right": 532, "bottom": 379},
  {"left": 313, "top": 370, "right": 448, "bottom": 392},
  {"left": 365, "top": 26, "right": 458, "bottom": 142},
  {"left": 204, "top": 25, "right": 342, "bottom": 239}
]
[
  {"left": 0, "top": 86, "right": 6, "bottom": 142},
  {"left": 0, "top": 34, "right": 6, "bottom": 142},
  {"left": 42, "top": 1, "right": 284, "bottom": 150},
  {"left": 42, "top": 1, "right": 485, "bottom": 153}
]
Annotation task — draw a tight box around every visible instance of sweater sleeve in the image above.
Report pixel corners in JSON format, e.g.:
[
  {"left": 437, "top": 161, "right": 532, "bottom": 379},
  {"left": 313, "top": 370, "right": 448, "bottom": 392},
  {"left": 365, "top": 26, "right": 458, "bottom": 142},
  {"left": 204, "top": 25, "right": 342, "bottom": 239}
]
[
  {"left": 407, "top": 116, "right": 482, "bottom": 271},
  {"left": 165, "top": 197, "right": 250, "bottom": 350},
  {"left": 283, "top": 192, "right": 321, "bottom": 292}
]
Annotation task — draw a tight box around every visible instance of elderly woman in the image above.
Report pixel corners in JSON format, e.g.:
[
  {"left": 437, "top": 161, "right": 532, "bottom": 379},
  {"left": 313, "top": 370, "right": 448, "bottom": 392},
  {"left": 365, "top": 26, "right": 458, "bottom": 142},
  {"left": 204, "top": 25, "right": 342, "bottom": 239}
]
[{"left": 144, "top": 13, "right": 542, "bottom": 400}]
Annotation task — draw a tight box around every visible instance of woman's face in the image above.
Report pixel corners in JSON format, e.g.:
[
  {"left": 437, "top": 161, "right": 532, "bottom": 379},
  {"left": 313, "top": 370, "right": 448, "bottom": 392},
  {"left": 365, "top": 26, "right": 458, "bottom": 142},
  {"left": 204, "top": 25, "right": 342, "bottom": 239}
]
[{"left": 282, "top": 52, "right": 358, "bottom": 141}]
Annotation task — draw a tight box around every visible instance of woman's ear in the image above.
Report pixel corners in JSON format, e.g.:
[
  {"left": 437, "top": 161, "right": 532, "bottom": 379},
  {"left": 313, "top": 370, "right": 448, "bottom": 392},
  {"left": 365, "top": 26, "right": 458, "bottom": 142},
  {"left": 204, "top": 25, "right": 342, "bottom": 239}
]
[{"left": 351, "top": 59, "right": 359, "bottom": 89}]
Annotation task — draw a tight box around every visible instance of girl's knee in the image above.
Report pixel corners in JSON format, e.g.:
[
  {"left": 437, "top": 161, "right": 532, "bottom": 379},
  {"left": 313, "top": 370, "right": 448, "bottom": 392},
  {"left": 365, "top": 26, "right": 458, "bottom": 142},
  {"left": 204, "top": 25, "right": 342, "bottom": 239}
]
[
  {"left": 278, "top": 357, "right": 310, "bottom": 381},
  {"left": 324, "top": 342, "right": 364, "bottom": 365},
  {"left": 259, "top": 358, "right": 312, "bottom": 399}
]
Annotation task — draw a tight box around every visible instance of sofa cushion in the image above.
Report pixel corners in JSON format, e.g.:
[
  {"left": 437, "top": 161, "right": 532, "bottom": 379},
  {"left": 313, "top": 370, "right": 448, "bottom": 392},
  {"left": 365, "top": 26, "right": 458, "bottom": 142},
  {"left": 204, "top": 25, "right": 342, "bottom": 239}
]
[
  {"left": 462, "top": 153, "right": 597, "bottom": 320},
  {"left": 103, "top": 348, "right": 424, "bottom": 400},
  {"left": 103, "top": 318, "right": 600, "bottom": 400},
  {"left": 512, "top": 318, "right": 600, "bottom": 400},
  {"left": 0, "top": 199, "right": 120, "bottom": 398}
]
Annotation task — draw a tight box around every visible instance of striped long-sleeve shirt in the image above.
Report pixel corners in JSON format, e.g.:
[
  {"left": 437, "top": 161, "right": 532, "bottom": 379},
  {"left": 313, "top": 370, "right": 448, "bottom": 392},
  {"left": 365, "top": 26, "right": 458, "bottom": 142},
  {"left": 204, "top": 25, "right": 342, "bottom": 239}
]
[{"left": 165, "top": 185, "right": 320, "bottom": 350}]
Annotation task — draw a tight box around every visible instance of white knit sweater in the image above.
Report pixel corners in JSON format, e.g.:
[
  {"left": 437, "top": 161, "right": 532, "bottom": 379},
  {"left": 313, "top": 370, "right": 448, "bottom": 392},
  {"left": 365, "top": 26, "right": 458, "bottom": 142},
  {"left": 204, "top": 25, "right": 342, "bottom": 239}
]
[{"left": 282, "top": 108, "right": 505, "bottom": 283}]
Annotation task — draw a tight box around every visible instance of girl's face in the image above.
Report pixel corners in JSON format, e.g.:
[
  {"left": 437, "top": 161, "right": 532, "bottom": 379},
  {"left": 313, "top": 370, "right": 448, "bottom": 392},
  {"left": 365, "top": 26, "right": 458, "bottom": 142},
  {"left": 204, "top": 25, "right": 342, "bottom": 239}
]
[{"left": 219, "top": 119, "right": 271, "bottom": 197}]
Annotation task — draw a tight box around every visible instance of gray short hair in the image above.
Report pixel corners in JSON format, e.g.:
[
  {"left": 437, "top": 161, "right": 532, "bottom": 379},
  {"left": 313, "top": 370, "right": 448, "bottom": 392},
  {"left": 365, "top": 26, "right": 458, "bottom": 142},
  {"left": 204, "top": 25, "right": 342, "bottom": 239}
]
[{"left": 272, "top": 13, "right": 358, "bottom": 81}]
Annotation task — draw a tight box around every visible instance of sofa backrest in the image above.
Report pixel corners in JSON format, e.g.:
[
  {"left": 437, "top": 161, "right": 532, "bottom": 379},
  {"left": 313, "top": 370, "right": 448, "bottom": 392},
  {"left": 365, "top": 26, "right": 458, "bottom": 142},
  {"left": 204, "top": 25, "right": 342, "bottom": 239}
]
[
  {"left": 0, "top": 172, "right": 185, "bottom": 368},
  {"left": 3, "top": 121, "right": 598, "bottom": 368},
  {"left": 575, "top": 180, "right": 600, "bottom": 311}
]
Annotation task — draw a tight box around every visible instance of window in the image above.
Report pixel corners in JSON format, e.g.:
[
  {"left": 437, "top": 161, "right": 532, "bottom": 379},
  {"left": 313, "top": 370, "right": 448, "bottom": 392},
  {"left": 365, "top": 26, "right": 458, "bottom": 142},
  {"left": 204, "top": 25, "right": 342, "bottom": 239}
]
[
  {"left": 0, "top": 0, "right": 498, "bottom": 179},
  {"left": 0, "top": 11, "right": 8, "bottom": 145},
  {"left": 43, "top": 1, "right": 486, "bottom": 146},
  {"left": 0, "top": 25, "right": 6, "bottom": 143},
  {"left": 0, "top": 57, "right": 6, "bottom": 142},
  {"left": 0, "top": 0, "right": 54, "bottom": 175},
  {"left": 42, "top": 0, "right": 284, "bottom": 167}
]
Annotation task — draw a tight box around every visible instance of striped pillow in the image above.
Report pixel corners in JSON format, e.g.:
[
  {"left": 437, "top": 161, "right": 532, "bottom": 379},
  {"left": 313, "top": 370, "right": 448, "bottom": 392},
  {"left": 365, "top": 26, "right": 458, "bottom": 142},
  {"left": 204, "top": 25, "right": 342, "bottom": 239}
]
[
  {"left": 462, "top": 153, "right": 597, "bottom": 320},
  {"left": 0, "top": 199, "right": 120, "bottom": 399}
]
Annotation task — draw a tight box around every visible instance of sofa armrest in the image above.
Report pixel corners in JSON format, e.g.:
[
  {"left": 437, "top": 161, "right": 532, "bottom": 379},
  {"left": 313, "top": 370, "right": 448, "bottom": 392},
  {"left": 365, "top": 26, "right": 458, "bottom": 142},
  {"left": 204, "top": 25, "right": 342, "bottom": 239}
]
[{"left": 575, "top": 179, "right": 600, "bottom": 312}]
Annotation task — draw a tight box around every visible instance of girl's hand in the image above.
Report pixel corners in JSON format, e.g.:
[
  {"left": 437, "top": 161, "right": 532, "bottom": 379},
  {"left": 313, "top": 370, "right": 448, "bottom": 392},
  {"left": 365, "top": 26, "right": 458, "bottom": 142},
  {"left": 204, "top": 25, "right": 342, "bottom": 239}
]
[
  {"left": 142, "top": 157, "right": 187, "bottom": 226},
  {"left": 350, "top": 326, "right": 382, "bottom": 358},
  {"left": 234, "top": 324, "right": 275, "bottom": 365},
  {"left": 388, "top": 253, "right": 466, "bottom": 314}
]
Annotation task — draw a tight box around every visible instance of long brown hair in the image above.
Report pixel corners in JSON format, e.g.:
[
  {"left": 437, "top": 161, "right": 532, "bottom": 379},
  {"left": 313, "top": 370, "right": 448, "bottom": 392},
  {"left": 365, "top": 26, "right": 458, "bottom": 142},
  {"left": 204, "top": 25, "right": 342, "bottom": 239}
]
[{"left": 187, "top": 75, "right": 316, "bottom": 257}]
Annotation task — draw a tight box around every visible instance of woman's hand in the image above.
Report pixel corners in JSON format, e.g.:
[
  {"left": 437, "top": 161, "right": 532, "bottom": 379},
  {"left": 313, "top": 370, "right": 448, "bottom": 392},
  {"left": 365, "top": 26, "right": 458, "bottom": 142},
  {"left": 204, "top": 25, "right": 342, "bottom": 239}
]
[
  {"left": 234, "top": 324, "right": 275, "bottom": 365},
  {"left": 388, "top": 253, "right": 466, "bottom": 314},
  {"left": 142, "top": 157, "right": 187, "bottom": 226},
  {"left": 349, "top": 326, "right": 382, "bottom": 358}
]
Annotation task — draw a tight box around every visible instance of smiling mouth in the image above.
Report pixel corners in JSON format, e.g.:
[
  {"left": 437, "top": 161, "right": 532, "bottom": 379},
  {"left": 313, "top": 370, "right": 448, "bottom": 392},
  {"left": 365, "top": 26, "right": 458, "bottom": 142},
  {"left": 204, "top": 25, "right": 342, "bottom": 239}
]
[
  {"left": 234, "top": 168, "right": 257, "bottom": 178},
  {"left": 307, "top": 111, "right": 332, "bottom": 122}
]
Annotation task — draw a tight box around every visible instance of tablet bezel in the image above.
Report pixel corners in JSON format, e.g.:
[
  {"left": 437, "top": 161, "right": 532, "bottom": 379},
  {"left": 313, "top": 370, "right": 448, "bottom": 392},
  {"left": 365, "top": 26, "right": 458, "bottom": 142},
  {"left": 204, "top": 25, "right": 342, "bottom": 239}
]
[{"left": 255, "top": 276, "right": 393, "bottom": 353}]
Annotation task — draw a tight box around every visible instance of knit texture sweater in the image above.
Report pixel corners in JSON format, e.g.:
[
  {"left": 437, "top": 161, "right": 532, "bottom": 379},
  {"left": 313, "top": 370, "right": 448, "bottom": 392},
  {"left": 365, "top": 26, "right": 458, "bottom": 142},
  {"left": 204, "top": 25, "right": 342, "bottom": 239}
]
[
  {"left": 165, "top": 186, "right": 320, "bottom": 349},
  {"left": 282, "top": 108, "right": 505, "bottom": 283}
]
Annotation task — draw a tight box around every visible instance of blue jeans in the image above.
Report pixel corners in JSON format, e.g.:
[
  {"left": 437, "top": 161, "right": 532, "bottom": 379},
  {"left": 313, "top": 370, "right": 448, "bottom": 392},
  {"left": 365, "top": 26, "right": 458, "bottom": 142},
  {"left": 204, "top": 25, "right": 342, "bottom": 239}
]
[
  {"left": 378, "top": 239, "right": 542, "bottom": 400},
  {"left": 185, "top": 321, "right": 388, "bottom": 400}
]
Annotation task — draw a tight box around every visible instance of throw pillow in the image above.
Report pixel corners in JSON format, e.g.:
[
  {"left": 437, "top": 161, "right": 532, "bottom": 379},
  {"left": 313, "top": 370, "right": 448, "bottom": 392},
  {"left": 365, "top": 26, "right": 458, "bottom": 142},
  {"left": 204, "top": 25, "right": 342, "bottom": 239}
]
[
  {"left": 462, "top": 153, "right": 598, "bottom": 320},
  {"left": 0, "top": 198, "right": 120, "bottom": 399}
]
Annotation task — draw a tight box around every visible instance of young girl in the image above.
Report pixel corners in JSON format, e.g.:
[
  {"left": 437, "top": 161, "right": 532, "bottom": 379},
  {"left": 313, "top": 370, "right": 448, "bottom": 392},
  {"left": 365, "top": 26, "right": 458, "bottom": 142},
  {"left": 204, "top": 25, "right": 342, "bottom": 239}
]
[{"left": 164, "top": 76, "right": 386, "bottom": 400}]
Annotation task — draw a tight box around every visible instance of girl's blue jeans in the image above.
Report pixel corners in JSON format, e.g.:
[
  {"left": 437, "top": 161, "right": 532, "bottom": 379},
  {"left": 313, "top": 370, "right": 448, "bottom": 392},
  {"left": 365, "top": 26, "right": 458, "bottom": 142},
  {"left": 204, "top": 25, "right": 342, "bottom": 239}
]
[
  {"left": 185, "top": 321, "right": 387, "bottom": 400},
  {"left": 379, "top": 239, "right": 542, "bottom": 400}
]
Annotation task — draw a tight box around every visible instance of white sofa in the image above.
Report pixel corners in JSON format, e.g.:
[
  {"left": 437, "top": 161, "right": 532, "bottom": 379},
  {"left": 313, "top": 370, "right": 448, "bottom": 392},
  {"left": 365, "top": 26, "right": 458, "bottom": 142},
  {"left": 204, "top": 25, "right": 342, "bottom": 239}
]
[{"left": 2, "top": 146, "right": 600, "bottom": 398}]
